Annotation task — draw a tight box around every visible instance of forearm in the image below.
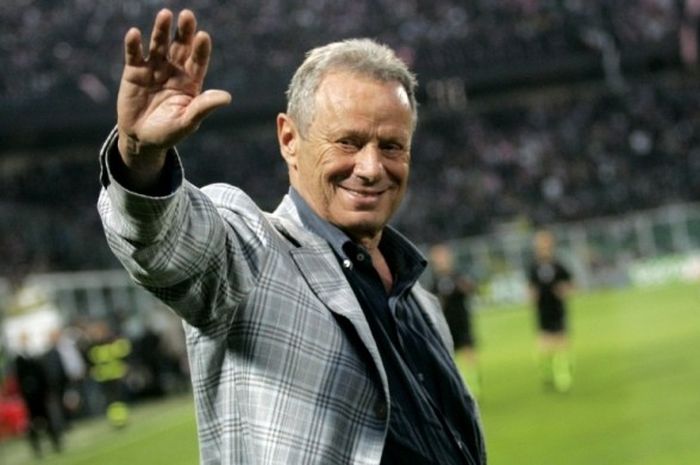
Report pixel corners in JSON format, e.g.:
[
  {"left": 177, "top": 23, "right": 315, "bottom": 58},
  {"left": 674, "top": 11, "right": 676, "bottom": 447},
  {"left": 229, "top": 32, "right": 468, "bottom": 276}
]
[
  {"left": 98, "top": 129, "right": 264, "bottom": 324},
  {"left": 99, "top": 127, "right": 183, "bottom": 245}
]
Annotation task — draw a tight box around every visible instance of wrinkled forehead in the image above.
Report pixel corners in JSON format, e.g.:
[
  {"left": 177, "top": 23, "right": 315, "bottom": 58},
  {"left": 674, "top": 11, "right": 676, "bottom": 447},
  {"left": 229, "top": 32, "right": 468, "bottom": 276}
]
[
  {"left": 317, "top": 69, "right": 409, "bottom": 99},
  {"left": 313, "top": 69, "right": 412, "bottom": 116},
  {"left": 312, "top": 71, "right": 414, "bottom": 127}
]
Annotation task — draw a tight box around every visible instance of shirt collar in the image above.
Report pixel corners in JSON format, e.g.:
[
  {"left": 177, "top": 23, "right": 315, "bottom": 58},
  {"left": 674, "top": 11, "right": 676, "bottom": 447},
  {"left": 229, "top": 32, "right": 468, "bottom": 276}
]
[
  {"left": 288, "top": 187, "right": 427, "bottom": 286},
  {"left": 289, "top": 187, "right": 351, "bottom": 262}
]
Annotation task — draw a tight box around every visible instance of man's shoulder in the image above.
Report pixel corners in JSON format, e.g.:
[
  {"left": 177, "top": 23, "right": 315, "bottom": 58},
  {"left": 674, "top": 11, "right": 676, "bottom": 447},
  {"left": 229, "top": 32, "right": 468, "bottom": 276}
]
[
  {"left": 200, "top": 183, "right": 256, "bottom": 206},
  {"left": 198, "top": 184, "right": 320, "bottom": 247},
  {"left": 199, "top": 183, "right": 278, "bottom": 221}
]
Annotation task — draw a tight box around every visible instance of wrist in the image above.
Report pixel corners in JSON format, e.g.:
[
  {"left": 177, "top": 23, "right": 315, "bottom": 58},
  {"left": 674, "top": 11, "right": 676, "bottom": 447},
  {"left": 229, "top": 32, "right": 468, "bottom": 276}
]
[
  {"left": 117, "top": 130, "right": 163, "bottom": 157},
  {"left": 115, "top": 132, "right": 168, "bottom": 193},
  {"left": 117, "top": 132, "right": 166, "bottom": 171}
]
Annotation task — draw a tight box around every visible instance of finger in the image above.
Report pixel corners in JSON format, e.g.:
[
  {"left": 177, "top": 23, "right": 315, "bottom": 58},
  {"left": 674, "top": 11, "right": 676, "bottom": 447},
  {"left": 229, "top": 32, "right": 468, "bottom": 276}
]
[
  {"left": 124, "top": 28, "right": 145, "bottom": 66},
  {"left": 186, "top": 31, "right": 212, "bottom": 83},
  {"left": 183, "top": 89, "right": 232, "bottom": 128},
  {"left": 170, "top": 9, "right": 197, "bottom": 66},
  {"left": 148, "top": 9, "right": 174, "bottom": 62}
]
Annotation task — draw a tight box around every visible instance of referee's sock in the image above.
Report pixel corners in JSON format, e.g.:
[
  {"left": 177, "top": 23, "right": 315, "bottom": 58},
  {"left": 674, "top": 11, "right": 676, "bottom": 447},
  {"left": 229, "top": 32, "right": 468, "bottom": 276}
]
[{"left": 552, "top": 351, "right": 573, "bottom": 393}]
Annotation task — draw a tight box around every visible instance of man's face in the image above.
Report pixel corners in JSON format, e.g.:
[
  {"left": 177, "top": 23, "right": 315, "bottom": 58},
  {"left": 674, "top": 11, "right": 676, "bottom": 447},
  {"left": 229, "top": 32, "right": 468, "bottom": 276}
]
[
  {"left": 430, "top": 244, "right": 454, "bottom": 274},
  {"left": 534, "top": 231, "right": 555, "bottom": 261},
  {"left": 279, "top": 71, "right": 414, "bottom": 242}
]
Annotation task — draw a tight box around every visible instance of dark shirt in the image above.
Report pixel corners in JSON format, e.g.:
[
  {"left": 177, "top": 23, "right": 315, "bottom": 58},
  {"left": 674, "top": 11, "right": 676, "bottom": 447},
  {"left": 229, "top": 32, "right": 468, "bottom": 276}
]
[
  {"left": 290, "top": 188, "right": 486, "bottom": 465},
  {"left": 528, "top": 259, "right": 572, "bottom": 314},
  {"left": 431, "top": 272, "right": 475, "bottom": 348}
]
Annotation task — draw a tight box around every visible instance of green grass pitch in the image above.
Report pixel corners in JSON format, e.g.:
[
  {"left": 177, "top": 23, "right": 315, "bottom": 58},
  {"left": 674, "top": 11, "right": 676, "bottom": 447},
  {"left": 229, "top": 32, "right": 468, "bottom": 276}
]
[{"left": 2, "top": 281, "right": 698, "bottom": 464}]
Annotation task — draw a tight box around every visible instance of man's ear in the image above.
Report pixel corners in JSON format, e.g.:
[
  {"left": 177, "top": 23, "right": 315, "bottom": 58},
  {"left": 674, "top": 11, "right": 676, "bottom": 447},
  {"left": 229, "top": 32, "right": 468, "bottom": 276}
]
[{"left": 277, "top": 113, "right": 299, "bottom": 169}]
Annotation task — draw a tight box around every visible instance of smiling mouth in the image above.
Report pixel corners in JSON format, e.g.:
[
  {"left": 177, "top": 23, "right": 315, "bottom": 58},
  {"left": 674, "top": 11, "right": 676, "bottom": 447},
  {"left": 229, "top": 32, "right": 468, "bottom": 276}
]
[{"left": 339, "top": 186, "right": 387, "bottom": 198}]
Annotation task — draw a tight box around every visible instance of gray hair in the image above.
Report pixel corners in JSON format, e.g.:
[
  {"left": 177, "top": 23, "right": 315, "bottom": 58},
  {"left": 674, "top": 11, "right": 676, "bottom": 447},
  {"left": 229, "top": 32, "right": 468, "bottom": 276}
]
[{"left": 285, "top": 38, "right": 418, "bottom": 136}]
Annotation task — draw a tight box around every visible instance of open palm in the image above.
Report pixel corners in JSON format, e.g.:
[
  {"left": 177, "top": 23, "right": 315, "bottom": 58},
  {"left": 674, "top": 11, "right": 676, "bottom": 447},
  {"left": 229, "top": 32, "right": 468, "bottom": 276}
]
[{"left": 117, "top": 9, "right": 230, "bottom": 154}]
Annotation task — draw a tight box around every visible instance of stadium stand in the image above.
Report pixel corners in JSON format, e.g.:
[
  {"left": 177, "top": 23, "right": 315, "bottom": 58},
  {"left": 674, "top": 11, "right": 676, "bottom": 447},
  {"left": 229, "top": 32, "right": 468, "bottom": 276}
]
[{"left": 1, "top": 0, "right": 699, "bottom": 278}]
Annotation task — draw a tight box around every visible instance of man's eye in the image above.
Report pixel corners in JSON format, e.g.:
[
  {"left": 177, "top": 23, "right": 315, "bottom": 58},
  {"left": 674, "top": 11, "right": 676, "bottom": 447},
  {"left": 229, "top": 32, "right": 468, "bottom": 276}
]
[
  {"left": 380, "top": 143, "right": 405, "bottom": 156},
  {"left": 337, "top": 139, "right": 359, "bottom": 150}
]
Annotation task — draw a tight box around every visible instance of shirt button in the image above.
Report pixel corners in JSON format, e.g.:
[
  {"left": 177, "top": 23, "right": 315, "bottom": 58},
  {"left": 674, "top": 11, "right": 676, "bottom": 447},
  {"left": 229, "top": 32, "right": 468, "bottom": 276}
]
[
  {"left": 374, "top": 401, "right": 388, "bottom": 421},
  {"left": 356, "top": 253, "right": 365, "bottom": 262},
  {"left": 417, "top": 372, "right": 425, "bottom": 383},
  {"left": 342, "top": 259, "right": 353, "bottom": 269}
]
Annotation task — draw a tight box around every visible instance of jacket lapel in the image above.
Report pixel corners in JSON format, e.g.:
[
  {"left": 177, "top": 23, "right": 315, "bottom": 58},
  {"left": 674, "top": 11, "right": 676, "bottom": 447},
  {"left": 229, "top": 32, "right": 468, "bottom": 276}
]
[{"left": 268, "top": 199, "right": 389, "bottom": 396}]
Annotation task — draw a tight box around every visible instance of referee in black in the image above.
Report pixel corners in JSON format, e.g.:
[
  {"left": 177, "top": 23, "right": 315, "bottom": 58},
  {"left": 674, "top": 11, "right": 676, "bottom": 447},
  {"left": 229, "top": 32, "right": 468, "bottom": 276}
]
[
  {"left": 527, "top": 230, "right": 574, "bottom": 392},
  {"left": 429, "top": 244, "right": 481, "bottom": 398}
]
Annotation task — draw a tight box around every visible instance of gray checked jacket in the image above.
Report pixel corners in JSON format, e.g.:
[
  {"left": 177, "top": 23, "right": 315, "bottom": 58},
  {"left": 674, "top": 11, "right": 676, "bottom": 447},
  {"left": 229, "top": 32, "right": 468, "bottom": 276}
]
[{"left": 97, "top": 130, "right": 457, "bottom": 465}]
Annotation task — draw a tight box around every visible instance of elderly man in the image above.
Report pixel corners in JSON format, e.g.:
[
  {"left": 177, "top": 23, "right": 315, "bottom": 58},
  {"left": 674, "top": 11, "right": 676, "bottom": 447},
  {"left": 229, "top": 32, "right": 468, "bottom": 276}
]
[{"left": 98, "top": 9, "right": 485, "bottom": 465}]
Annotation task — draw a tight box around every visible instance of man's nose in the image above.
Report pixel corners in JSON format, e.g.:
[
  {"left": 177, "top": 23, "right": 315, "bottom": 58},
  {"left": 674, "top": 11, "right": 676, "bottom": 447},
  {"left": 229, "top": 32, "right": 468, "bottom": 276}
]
[{"left": 354, "top": 144, "right": 383, "bottom": 182}]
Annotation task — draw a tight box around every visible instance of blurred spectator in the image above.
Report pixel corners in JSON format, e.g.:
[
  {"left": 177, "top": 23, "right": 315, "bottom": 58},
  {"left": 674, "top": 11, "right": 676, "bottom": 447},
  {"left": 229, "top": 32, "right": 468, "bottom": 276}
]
[
  {"left": 41, "top": 330, "right": 69, "bottom": 430},
  {"left": 128, "top": 327, "right": 166, "bottom": 399},
  {"left": 13, "top": 331, "right": 63, "bottom": 458},
  {"left": 680, "top": 0, "right": 700, "bottom": 66},
  {"left": 84, "top": 320, "right": 131, "bottom": 428},
  {"left": 0, "top": 374, "right": 28, "bottom": 439},
  {"left": 47, "top": 327, "right": 86, "bottom": 425}
]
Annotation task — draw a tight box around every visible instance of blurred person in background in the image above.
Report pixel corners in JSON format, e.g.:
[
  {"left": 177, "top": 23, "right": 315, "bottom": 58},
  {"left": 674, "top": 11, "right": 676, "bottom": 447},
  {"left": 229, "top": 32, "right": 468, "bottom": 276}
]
[
  {"left": 14, "top": 331, "right": 63, "bottom": 457},
  {"left": 49, "top": 326, "right": 87, "bottom": 424},
  {"left": 85, "top": 320, "right": 131, "bottom": 428},
  {"left": 41, "top": 329, "right": 69, "bottom": 430},
  {"left": 680, "top": 0, "right": 700, "bottom": 68},
  {"left": 97, "top": 8, "right": 485, "bottom": 465},
  {"left": 128, "top": 325, "right": 167, "bottom": 399},
  {"left": 527, "top": 229, "right": 574, "bottom": 393},
  {"left": 429, "top": 243, "right": 481, "bottom": 398}
]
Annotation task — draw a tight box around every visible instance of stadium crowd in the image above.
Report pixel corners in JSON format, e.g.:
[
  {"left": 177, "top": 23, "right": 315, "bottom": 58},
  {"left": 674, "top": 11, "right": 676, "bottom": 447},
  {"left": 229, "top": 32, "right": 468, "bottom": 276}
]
[
  {"left": 403, "top": 78, "right": 700, "bottom": 240},
  {"left": 1, "top": 0, "right": 699, "bottom": 279},
  {"left": 0, "top": 0, "right": 683, "bottom": 105},
  {"left": 2, "top": 77, "right": 699, "bottom": 278}
]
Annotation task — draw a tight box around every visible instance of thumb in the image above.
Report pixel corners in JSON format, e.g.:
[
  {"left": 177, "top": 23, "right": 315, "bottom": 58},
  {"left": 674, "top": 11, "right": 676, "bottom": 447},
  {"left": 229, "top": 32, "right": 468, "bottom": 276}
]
[{"left": 184, "top": 89, "right": 232, "bottom": 127}]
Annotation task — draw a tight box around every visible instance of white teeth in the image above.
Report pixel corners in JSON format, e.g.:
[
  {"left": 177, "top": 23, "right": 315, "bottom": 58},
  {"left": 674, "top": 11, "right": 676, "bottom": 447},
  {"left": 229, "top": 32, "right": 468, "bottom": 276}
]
[{"left": 341, "top": 186, "right": 383, "bottom": 196}]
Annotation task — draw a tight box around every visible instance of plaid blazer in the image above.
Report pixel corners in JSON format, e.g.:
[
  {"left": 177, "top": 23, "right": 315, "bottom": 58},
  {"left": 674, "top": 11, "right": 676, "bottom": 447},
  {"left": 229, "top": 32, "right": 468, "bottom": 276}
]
[{"left": 98, "top": 133, "right": 459, "bottom": 465}]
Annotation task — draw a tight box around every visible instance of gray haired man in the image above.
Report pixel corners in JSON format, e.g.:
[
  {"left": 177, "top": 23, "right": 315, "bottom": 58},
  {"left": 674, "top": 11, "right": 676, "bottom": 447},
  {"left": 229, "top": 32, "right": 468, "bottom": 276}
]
[{"left": 98, "top": 8, "right": 486, "bottom": 465}]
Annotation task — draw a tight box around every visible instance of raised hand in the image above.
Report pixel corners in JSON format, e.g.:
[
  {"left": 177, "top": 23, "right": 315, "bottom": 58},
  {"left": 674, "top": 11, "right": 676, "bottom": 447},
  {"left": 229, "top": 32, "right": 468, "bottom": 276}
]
[{"left": 116, "top": 9, "right": 231, "bottom": 186}]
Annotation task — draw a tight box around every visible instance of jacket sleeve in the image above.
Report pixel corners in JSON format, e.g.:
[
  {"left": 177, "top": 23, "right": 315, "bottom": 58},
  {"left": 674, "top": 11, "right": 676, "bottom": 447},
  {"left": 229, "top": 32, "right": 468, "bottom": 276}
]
[{"left": 97, "top": 127, "right": 270, "bottom": 328}]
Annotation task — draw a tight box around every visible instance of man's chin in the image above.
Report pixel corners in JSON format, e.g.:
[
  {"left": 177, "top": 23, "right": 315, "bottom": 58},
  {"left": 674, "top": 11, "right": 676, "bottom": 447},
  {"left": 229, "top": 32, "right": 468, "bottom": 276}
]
[{"left": 334, "top": 214, "right": 386, "bottom": 240}]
